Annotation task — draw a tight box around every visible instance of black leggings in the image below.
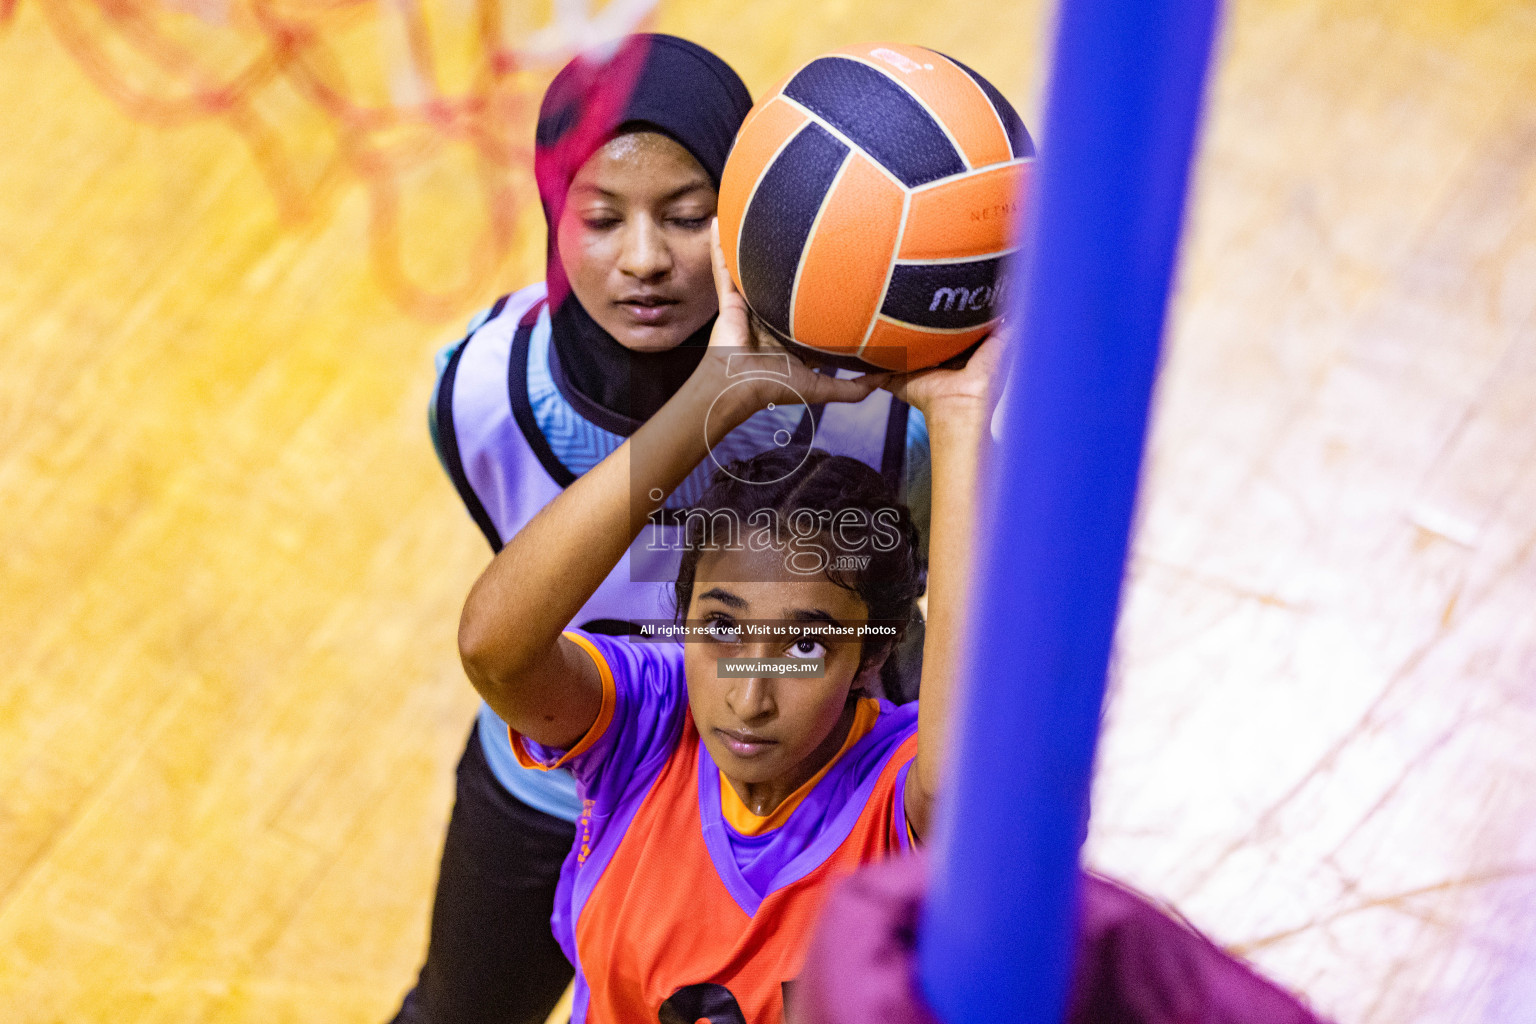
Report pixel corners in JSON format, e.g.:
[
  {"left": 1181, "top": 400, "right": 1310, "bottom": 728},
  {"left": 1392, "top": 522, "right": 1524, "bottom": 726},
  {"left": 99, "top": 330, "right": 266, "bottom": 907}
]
[{"left": 390, "top": 722, "right": 576, "bottom": 1024}]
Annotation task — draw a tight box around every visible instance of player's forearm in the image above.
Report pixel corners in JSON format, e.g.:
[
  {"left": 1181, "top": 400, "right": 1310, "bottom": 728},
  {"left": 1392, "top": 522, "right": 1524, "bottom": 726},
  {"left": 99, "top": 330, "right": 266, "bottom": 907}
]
[
  {"left": 908, "top": 400, "right": 988, "bottom": 839},
  {"left": 458, "top": 373, "right": 754, "bottom": 714}
]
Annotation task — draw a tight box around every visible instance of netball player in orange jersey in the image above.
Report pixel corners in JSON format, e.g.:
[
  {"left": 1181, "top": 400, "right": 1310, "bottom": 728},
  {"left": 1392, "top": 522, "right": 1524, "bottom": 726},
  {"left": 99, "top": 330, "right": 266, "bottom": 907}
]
[
  {"left": 457, "top": 225, "right": 994, "bottom": 1023},
  {"left": 400, "top": 34, "right": 932, "bottom": 1024}
]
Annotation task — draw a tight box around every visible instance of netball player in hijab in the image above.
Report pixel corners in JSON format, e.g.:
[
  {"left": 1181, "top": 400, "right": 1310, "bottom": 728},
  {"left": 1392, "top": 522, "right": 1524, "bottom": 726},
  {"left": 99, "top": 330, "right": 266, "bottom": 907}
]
[{"left": 392, "top": 35, "right": 931, "bottom": 1024}]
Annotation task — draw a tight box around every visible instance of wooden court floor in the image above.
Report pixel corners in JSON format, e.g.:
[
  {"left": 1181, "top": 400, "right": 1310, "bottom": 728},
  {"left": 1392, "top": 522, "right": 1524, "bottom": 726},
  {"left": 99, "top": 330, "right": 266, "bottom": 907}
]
[{"left": 1, "top": 0, "right": 1533, "bottom": 1020}]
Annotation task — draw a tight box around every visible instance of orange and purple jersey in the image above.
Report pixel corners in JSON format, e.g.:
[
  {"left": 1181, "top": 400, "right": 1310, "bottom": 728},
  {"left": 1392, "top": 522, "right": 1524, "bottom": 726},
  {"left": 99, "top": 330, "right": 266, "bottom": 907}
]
[{"left": 511, "top": 630, "right": 919, "bottom": 1023}]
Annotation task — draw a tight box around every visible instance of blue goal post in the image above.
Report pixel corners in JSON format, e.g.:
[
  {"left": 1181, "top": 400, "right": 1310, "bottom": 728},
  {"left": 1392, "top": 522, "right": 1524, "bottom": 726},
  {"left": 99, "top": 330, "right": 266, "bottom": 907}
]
[{"left": 918, "top": 0, "right": 1222, "bottom": 1021}]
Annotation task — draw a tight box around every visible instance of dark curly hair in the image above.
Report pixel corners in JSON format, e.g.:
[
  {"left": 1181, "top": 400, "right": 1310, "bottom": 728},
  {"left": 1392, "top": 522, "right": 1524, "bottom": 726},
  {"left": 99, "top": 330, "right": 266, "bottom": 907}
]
[{"left": 672, "top": 446, "right": 926, "bottom": 674}]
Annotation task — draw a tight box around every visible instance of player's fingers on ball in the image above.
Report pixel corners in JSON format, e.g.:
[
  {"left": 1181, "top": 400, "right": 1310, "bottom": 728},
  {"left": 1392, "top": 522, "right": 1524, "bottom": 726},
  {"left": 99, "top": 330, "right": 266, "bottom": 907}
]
[
  {"left": 710, "top": 219, "right": 744, "bottom": 309},
  {"left": 707, "top": 305, "right": 746, "bottom": 352},
  {"left": 976, "top": 329, "right": 1008, "bottom": 360},
  {"left": 970, "top": 333, "right": 1011, "bottom": 383}
]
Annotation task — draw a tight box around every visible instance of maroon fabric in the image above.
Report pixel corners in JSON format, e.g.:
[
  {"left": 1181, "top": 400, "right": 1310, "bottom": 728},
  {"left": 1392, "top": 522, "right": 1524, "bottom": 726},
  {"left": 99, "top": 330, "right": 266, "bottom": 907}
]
[
  {"left": 791, "top": 853, "right": 944, "bottom": 1024},
  {"left": 790, "top": 854, "right": 1331, "bottom": 1024}
]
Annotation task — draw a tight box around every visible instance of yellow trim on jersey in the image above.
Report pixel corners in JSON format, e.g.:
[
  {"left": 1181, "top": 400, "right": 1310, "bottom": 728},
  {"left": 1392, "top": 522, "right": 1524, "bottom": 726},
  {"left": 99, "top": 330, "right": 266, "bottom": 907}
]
[
  {"left": 509, "top": 631, "right": 617, "bottom": 771},
  {"left": 719, "top": 697, "right": 882, "bottom": 835}
]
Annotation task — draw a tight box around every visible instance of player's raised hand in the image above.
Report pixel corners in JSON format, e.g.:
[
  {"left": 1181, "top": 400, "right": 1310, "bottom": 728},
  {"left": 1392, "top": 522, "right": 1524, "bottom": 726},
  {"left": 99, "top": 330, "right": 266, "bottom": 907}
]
[
  {"left": 884, "top": 327, "right": 1011, "bottom": 422},
  {"left": 700, "top": 219, "right": 888, "bottom": 417},
  {"left": 705, "top": 217, "right": 757, "bottom": 354}
]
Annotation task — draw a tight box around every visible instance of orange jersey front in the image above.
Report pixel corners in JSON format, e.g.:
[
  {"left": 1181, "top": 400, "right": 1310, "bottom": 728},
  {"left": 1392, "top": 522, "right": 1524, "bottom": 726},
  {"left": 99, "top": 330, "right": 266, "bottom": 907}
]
[{"left": 512, "top": 631, "right": 919, "bottom": 1024}]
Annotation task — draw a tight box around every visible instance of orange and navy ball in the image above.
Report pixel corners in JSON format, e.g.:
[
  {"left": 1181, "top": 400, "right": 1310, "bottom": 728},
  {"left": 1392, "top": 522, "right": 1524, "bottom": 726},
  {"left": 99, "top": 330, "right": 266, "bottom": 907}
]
[{"left": 718, "top": 43, "right": 1034, "bottom": 372}]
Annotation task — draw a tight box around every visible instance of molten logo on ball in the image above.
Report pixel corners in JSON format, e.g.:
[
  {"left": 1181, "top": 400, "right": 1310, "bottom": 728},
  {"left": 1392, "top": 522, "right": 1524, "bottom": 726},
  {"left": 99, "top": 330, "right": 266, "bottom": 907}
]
[{"left": 930, "top": 278, "right": 1008, "bottom": 314}]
